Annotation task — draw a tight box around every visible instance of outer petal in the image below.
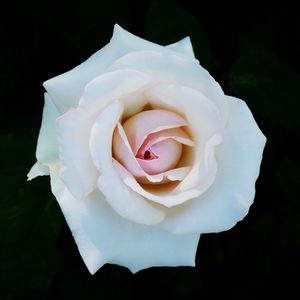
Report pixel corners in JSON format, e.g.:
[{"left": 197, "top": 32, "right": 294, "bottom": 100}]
[
  {"left": 27, "top": 93, "right": 60, "bottom": 180},
  {"left": 78, "top": 69, "right": 149, "bottom": 112},
  {"left": 48, "top": 161, "right": 199, "bottom": 274},
  {"left": 161, "top": 96, "right": 266, "bottom": 234},
  {"left": 36, "top": 93, "right": 60, "bottom": 164},
  {"left": 56, "top": 108, "right": 98, "bottom": 199},
  {"left": 108, "top": 50, "right": 225, "bottom": 112},
  {"left": 89, "top": 100, "right": 165, "bottom": 225},
  {"left": 27, "top": 161, "right": 49, "bottom": 181},
  {"left": 43, "top": 24, "right": 196, "bottom": 112},
  {"left": 56, "top": 69, "right": 149, "bottom": 199},
  {"left": 44, "top": 146, "right": 199, "bottom": 275},
  {"left": 166, "top": 37, "right": 195, "bottom": 58},
  {"left": 55, "top": 185, "right": 200, "bottom": 274}
]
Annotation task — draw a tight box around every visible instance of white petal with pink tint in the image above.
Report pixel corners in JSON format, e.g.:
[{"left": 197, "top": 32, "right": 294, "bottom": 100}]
[
  {"left": 122, "top": 109, "right": 188, "bottom": 155},
  {"left": 137, "top": 128, "right": 194, "bottom": 158},
  {"left": 89, "top": 100, "right": 165, "bottom": 225},
  {"left": 146, "top": 84, "right": 224, "bottom": 196},
  {"left": 113, "top": 123, "right": 192, "bottom": 184},
  {"left": 114, "top": 161, "right": 201, "bottom": 207}
]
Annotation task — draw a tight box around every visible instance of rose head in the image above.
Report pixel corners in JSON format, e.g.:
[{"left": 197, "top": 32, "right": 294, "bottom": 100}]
[{"left": 28, "top": 25, "right": 266, "bottom": 274}]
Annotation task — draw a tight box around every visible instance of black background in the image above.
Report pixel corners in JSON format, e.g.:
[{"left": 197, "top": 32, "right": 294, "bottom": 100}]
[{"left": 1, "top": 0, "right": 299, "bottom": 299}]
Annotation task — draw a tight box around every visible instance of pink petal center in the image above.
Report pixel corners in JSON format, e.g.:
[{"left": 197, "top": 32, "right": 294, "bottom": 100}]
[
  {"left": 141, "top": 149, "right": 158, "bottom": 160},
  {"left": 112, "top": 109, "right": 193, "bottom": 182}
]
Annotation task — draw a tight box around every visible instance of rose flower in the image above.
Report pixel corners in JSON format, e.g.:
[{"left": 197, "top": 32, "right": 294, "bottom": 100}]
[{"left": 28, "top": 25, "right": 266, "bottom": 274}]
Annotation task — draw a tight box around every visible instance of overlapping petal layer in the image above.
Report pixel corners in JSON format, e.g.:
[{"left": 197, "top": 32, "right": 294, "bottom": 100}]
[{"left": 28, "top": 25, "right": 266, "bottom": 276}]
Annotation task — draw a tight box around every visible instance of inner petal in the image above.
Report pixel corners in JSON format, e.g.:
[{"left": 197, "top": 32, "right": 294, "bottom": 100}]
[
  {"left": 112, "top": 123, "right": 189, "bottom": 184},
  {"left": 142, "top": 149, "right": 158, "bottom": 160},
  {"left": 137, "top": 127, "right": 194, "bottom": 159},
  {"left": 122, "top": 109, "right": 188, "bottom": 154},
  {"left": 137, "top": 138, "right": 183, "bottom": 175}
]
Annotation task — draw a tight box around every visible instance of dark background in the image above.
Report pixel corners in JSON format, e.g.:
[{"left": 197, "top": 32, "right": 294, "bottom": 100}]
[{"left": 1, "top": 0, "right": 299, "bottom": 299}]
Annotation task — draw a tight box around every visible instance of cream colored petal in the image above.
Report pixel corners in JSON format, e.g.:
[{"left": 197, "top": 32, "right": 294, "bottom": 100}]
[
  {"left": 161, "top": 96, "right": 266, "bottom": 234},
  {"left": 89, "top": 100, "right": 165, "bottom": 225},
  {"left": 114, "top": 161, "right": 201, "bottom": 207}
]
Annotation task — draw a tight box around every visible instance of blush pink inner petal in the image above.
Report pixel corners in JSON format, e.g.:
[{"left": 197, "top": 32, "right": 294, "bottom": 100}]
[
  {"left": 113, "top": 124, "right": 189, "bottom": 184},
  {"left": 112, "top": 124, "right": 147, "bottom": 179},
  {"left": 136, "top": 127, "right": 193, "bottom": 158},
  {"left": 123, "top": 109, "right": 188, "bottom": 154},
  {"left": 136, "top": 139, "right": 182, "bottom": 175}
]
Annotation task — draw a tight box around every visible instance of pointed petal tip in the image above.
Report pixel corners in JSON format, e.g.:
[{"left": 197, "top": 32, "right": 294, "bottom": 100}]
[{"left": 27, "top": 161, "right": 50, "bottom": 181}]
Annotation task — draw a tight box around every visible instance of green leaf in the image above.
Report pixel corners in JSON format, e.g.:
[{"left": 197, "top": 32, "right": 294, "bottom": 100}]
[{"left": 145, "top": 0, "right": 211, "bottom": 69}]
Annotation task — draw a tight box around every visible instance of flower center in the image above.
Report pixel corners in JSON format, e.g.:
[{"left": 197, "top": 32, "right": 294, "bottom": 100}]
[
  {"left": 143, "top": 149, "right": 158, "bottom": 160},
  {"left": 112, "top": 109, "right": 194, "bottom": 183}
]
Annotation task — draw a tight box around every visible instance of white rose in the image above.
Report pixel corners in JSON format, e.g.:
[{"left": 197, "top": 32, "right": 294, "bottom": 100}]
[{"left": 28, "top": 25, "right": 266, "bottom": 274}]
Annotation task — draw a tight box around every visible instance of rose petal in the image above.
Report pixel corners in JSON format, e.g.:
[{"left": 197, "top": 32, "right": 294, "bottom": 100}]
[
  {"left": 146, "top": 84, "right": 223, "bottom": 195},
  {"left": 137, "top": 127, "right": 194, "bottom": 157},
  {"left": 123, "top": 109, "right": 188, "bottom": 154},
  {"left": 114, "top": 161, "right": 201, "bottom": 207},
  {"left": 27, "top": 93, "right": 60, "bottom": 180},
  {"left": 108, "top": 50, "right": 225, "bottom": 112},
  {"left": 56, "top": 108, "right": 98, "bottom": 199},
  {"left": 56, "top": 69, "right": 149, "bottom": 199},
  {"left": 27, "top": 161, "right": 49, "bottom": 181},
  {"left": 36, "top": 93, "right": 60, "bottom": 164},
  {"left": 89, "top": 100, "right": 165, "bottom": 225},
  {"left": 137, "top": 139, "right": 183, "bottom": 175},
  {"left": 51, "top": 178, "right": 200, "bottom": 274},
  {"left": 160, "top": 96, "right": 266, "bottom": 234},
  {"left": 119, "top": 90, "right": 148, "bottom": 119},
  {"left": 166, "top": 36, "right": 195, "bottom": 58},
  {"left": 113, "top": 123, "right": 190, "bottom": 184},
  {"left": 43, "top": 24, "right": 195, "bottom": 113},
  {"left": 78, "top": 69, "right": 149, "bottom": 112}
]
